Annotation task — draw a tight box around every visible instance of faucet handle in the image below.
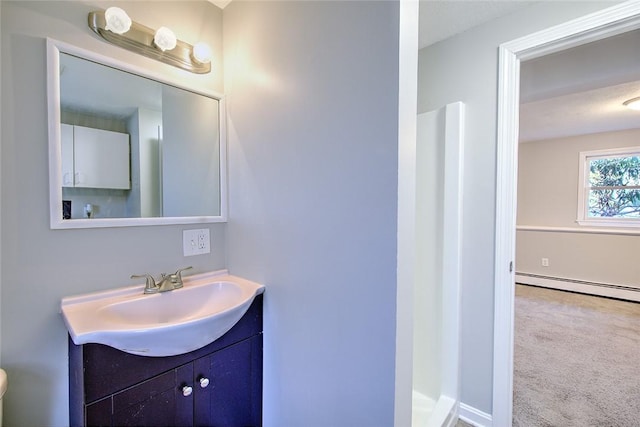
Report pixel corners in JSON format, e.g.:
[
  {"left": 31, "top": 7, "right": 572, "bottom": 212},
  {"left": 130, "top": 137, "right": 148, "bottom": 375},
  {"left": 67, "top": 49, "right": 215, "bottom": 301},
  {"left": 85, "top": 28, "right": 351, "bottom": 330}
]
[
  {"left": 131, "top": 274, "right": 158, "bottom": 294},
  {"left": 171, "top": 266, "right": 193, "bottom": 289},
  {"left": 175, "top": 266, "right": 193, "bottom": 276}
]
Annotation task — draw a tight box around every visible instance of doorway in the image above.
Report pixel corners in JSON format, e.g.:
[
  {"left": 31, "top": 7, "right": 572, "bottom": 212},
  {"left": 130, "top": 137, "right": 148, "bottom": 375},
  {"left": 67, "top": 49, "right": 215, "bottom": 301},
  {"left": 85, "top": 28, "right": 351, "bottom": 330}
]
[{"left": 493, "top": 2, "right": 640, "bottom": 425}]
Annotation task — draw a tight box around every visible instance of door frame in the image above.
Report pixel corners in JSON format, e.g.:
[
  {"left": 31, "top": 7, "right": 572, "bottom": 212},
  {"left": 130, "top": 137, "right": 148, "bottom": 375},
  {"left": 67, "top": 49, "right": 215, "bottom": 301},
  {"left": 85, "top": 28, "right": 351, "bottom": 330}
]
[{"left": 492, "top": 2, "right": 640, "bottom": 426}]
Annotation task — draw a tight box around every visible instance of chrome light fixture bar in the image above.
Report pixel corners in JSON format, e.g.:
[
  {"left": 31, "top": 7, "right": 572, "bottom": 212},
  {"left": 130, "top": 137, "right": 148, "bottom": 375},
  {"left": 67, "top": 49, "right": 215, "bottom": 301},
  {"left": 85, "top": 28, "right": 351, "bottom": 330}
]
[
  {"left": 88, "top": 10, "right": 211, "bottom": 74},
  {"left": 623, "top": 96, "right": 640, "bottom": 111}
]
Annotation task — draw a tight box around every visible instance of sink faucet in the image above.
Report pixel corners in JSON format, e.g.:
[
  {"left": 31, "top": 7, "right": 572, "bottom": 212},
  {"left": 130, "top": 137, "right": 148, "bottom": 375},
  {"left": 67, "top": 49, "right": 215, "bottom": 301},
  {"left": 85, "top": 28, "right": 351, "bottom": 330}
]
[
  {"left": 131, "top": 266, "right": 193, "bottom": 294},
  {"left": 157, "top": 266, "right": 193, "bottom": 292},
  {"left": 130, "top": 273, "right": 158, "bottom": 294}
]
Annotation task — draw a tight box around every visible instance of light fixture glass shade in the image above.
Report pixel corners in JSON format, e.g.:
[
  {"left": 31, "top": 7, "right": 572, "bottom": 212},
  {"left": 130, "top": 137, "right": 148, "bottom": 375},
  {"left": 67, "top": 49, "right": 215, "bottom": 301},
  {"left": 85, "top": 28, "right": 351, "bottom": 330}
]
[
  {"left": 89, "top": 10, "right": 211, "bottom": 74},
  {"left": 192, "top": 42, "right": 212, "bottom": 64},
  {"left": 154, "top": 27, "right": 177, "bottom": 52},
  {"left": 623, "top": 97, "right": 640, "bottom": 111},
  {"left": 104, "top": 7, "right": 132, "bottom": 35}
]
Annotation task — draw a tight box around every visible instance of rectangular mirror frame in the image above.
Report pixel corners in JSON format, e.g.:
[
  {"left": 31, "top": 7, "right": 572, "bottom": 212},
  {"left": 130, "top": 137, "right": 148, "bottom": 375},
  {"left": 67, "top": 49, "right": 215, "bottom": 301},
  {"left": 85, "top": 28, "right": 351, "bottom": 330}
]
[{"left": 47, "top": 38, "right": 227, "bottom": 229}]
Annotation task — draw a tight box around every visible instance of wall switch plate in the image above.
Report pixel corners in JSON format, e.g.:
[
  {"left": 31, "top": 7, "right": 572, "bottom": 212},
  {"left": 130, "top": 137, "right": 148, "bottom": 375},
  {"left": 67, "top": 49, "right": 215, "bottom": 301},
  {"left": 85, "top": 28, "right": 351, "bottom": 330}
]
[
  {"left": 183, "top": 229, "right": 210, "bottom": 256},
  {"left": 541, "top": 257, "right": 549, "bottom": 267}
]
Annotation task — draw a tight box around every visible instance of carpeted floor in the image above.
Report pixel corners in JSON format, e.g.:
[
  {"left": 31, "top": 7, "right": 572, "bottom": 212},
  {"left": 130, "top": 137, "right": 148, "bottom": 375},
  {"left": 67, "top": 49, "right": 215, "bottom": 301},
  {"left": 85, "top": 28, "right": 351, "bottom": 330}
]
[{"left": 513, "top": 284, "right": 640, "bottom": 426}]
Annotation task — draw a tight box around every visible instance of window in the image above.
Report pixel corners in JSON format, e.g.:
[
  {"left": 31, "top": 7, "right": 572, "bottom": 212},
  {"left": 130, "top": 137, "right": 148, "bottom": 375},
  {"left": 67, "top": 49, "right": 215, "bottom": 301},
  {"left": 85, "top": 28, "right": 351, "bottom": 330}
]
[{"left": 577, "top": 147, "right": 640, "bottom": 227}]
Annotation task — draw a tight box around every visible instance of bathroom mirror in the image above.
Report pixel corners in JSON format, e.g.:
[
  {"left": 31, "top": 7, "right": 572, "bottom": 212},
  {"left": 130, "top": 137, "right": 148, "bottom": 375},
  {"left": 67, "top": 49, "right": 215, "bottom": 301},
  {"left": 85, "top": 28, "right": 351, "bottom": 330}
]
[{"left": 47, "top": 39, "right": 227, "bottom": 229}]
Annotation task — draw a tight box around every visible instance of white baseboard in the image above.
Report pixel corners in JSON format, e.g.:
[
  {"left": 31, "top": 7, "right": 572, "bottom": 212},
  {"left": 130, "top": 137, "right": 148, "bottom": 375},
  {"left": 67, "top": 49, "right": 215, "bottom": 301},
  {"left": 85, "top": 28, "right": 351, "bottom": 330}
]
[
  {"left": 426, "top": 396, "right": 457, "bottom": 427},
  {"left": 515, "top": 273, "right": 640, "bottom": 303},
  {"left": 459, "top": 403, "right": 492, "bottom": 427},
  {"left": 443, "top": 410, "right": 459, "bottom": 427}
]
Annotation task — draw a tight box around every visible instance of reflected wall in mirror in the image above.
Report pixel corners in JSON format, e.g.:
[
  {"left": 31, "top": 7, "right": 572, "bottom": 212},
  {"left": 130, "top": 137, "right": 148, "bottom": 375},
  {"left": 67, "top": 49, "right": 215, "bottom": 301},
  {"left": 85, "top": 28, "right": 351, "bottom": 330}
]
[{"left": 47, "top": 39, "right": 227, "bottom": 229}]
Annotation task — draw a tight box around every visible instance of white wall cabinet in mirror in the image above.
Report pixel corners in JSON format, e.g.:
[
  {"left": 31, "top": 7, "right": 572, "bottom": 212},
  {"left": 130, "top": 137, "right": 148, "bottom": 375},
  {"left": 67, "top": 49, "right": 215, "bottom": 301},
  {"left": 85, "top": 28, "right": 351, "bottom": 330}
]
[
  {"left": 47, "top": 39, "right": 227, "bottom": 229},
  {"left": 62, "top": 124, "right": 131, "bottom": 190}
]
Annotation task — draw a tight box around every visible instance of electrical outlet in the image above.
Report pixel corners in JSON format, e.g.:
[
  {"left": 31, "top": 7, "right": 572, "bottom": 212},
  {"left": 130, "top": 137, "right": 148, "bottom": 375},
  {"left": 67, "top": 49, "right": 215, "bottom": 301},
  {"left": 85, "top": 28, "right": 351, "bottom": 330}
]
[
  {"left": 198, "top": 232, "right": 207, "bottom": 249},
  {"left": 183, "top": 229, "right": 210, "bottom": 256},
  {"left": 541, "top": 257, "right": 549, "bottom": 267}
]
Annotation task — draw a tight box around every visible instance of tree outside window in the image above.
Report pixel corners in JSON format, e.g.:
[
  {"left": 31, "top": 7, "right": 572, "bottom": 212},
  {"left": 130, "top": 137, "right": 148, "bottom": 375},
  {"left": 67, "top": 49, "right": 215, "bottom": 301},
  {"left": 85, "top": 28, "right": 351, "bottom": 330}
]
[
  {"left": 588, "top": 155, "right": 640, "bottom": 218},
  {"left": 577, "top": 147, "right": 640, "bottom": 227}
]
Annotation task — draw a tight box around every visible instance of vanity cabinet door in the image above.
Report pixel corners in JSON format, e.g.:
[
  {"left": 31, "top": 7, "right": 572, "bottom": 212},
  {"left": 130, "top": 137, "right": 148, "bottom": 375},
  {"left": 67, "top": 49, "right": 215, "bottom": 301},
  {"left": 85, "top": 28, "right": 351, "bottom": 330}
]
[
  {"left": 193, "top": 353, "right": 213, "bottom": 426},
  {"left": 108, "top": 364, "right": 193, "bottom": 427},
  {"left": 198, "top": 335, "right": 263, "bottom": 427}
]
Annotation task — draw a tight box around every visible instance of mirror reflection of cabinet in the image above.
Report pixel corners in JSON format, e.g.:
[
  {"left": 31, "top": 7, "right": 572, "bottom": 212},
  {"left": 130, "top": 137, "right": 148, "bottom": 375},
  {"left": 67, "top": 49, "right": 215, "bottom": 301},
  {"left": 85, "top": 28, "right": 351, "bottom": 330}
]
[
  {"left": 61, "top": 124, "right": 131, "bottom": 190},
  {"left": 61, "top": 123, "right": 74, "bottom": 187}
]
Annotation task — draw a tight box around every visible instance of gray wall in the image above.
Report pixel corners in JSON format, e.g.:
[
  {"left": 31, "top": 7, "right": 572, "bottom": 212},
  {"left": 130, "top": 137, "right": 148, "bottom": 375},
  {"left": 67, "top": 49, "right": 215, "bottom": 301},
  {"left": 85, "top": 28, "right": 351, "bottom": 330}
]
[
  {"left": 1, "top": 2, "right": 224, "bottom": 425},
  {"left": 162, "top": 86, "right": 221, "bottom": 217},
  {"left": 518, "top": 129, "right": 640, "bottom": 228},
  {"left": 517, "top": 129, "right": 640, "bottom": 288},
  {"left": 417, "top": 0, "right": 620, "bottom": 415},
  {"left": 223, "top": 2, "right": 399, "bottom": 426}
]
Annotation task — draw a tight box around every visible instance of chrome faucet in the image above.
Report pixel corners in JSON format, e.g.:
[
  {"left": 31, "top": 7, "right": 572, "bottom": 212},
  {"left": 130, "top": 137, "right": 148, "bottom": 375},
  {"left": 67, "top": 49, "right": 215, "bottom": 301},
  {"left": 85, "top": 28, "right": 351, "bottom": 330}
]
[
  {"left": 130, "top": 273, "right": 158, "bottom": 294},
  {"left": 131, "top": 266, "right": 193, "bottom": 294}
]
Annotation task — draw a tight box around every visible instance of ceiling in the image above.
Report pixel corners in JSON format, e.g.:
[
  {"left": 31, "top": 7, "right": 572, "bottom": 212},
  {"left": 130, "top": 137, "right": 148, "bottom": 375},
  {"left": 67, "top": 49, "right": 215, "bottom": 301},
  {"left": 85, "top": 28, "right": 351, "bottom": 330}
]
[
  {"left": 209, "top": 0, "right": 640, "bottom": 142},
  {"left": 418, "top": 0, "right": 535, "bottom": 49},
  {"left": 519, "top": 28, "right": 640, "bottom": 142},
  {"left": 417, "top": 1, "right": 640, "bottom": 143}
]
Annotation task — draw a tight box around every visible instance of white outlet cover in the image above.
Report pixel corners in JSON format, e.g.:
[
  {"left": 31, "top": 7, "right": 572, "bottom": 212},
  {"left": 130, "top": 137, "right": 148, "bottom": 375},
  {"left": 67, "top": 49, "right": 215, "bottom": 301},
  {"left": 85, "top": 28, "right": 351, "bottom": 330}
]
[{"left": 183, "top": 229, "right": 210, "bottom": 256}]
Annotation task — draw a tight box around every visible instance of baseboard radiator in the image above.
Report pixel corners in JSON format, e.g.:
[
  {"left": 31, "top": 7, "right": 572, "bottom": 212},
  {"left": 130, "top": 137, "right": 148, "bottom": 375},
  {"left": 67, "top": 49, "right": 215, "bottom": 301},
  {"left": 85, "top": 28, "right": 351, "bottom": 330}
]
[{"left": 515, "top": 273, "right": 640, "bottom": 303}]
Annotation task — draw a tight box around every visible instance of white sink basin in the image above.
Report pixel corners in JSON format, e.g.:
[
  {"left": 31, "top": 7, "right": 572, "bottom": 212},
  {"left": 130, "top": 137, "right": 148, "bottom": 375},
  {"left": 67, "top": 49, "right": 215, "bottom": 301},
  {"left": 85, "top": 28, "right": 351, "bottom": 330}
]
[{"left": 61, "top": 270, "right": 264, "bottom": 357}]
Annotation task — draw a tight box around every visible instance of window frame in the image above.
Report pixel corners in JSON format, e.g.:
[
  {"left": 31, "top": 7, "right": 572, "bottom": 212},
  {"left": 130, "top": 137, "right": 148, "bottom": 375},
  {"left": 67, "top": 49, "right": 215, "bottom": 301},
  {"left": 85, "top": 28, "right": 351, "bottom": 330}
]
[{"left": 577, "top": 146, "right": 640, "bottom": 228}]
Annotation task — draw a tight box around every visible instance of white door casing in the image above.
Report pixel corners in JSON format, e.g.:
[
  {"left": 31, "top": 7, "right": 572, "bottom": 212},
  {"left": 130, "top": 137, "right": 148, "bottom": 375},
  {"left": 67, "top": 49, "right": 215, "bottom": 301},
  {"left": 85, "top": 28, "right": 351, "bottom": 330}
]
[{"left": 493, "top": 2, "right": 640, "bottom": 426}]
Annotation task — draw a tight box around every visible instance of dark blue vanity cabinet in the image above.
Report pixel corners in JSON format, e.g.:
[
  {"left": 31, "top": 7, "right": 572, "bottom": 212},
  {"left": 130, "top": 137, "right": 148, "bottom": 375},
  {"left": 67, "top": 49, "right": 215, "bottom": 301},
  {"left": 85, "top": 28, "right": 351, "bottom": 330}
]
[{"left": 69, "top": 295, "right": 263, "bottom": 427}]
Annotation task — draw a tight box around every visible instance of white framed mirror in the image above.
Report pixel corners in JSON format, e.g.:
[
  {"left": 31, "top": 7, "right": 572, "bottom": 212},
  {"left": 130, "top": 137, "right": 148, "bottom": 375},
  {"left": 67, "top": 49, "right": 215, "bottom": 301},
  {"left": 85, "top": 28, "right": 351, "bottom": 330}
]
[{"left": 47, "top": 38, "right": 227, "bottom": 229}]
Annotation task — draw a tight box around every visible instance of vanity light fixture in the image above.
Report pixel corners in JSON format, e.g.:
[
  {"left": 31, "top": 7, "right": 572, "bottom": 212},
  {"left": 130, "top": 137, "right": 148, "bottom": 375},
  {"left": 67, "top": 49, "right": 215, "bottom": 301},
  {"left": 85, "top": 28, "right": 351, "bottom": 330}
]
[
  {"left": 88, "top": 9, "right": 211, "bottom": 74},
  {"left": 623, "top": 96, "right": 640, "bottom": 111},
  {"left": 154, "top": 26, "right": 177, "bottom": 52},
  {"left": 192, "top": 42, "right": 213, "bottom": 64},
  {"left": 104, "top": 7, "right": 131, "bottom": 35}
]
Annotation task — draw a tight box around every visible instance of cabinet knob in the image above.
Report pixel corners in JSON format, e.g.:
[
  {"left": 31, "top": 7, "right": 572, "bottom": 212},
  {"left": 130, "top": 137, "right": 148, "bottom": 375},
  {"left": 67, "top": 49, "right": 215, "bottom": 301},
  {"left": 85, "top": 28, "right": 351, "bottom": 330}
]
[
  {"left": 199, "top": 377, "right": 210, "bottom": 388},
  {"left": 182, "top": 386, "right": 193, "bottom": 397}
]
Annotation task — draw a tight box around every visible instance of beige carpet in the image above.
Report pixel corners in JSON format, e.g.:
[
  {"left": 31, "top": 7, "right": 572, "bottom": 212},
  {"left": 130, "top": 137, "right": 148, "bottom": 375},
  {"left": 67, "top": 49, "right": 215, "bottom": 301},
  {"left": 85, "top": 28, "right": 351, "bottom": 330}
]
[{"left": 514, "top": 284, "right": 640, "bottom": 426}]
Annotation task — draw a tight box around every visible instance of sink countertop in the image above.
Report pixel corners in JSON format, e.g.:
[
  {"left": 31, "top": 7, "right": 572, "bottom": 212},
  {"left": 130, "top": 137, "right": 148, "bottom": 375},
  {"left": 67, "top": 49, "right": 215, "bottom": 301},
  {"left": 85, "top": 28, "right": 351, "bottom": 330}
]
[{"left": 61, "top": 269, "right": 265, "bottom": 357}]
